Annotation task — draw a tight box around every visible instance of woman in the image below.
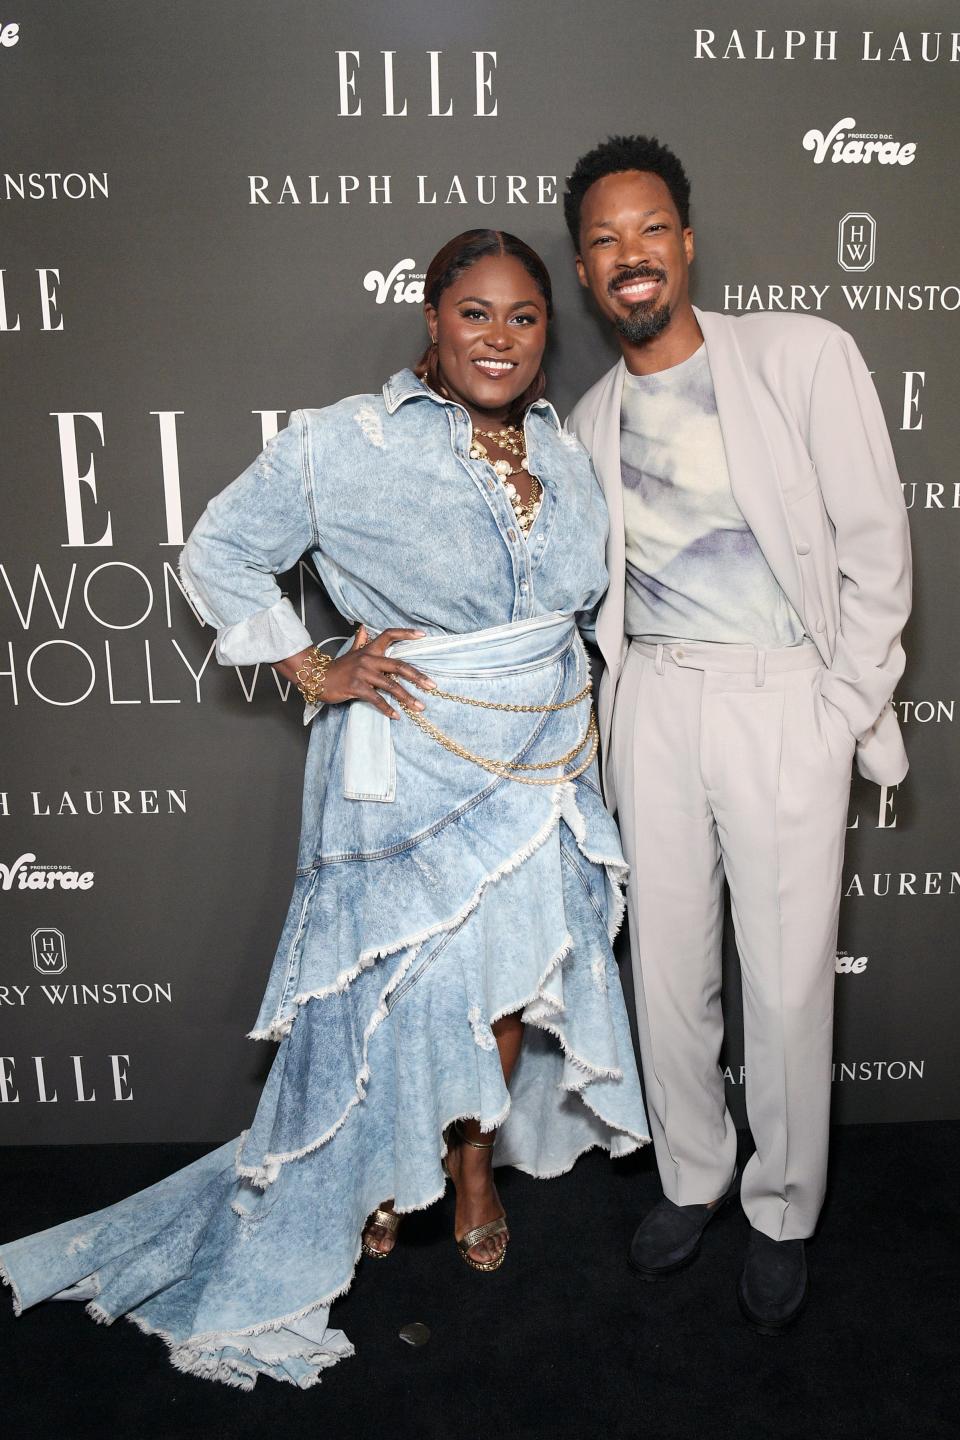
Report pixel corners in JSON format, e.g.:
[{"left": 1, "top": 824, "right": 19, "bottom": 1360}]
[{"left": 0, "top": 230, "right": 649, "bottom": 1390}]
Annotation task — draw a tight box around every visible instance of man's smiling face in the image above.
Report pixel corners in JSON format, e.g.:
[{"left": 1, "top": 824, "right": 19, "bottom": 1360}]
[{"left": 575, "top": 169, "right": 695, "bottom": 345}]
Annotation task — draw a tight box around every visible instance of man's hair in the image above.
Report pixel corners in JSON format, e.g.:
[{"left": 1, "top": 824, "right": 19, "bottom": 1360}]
[{"left": 563, "top": 134, "right": 691, "bottom": 248}]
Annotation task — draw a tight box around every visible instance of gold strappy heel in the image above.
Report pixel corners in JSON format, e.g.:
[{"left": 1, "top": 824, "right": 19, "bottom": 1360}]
[
  {"left": 443, "top": 1122, "right": 509, "bottom": 1273},
  {"left": 457, "top": 1214, "right": 510, "bottom": 1272},
  {"left": 361, "top": 1205, "right": 401, "bottom": 1259}
]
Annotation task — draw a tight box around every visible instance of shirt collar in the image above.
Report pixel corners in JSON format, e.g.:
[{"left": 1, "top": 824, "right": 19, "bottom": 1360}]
[{"left": 382, "top": 368, "right": 562, "bottom": 433}]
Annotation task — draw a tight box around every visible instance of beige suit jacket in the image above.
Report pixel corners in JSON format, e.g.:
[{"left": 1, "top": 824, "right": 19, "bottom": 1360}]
[{"left": 568, "top": 307, "right": 912, "bottom": 798}]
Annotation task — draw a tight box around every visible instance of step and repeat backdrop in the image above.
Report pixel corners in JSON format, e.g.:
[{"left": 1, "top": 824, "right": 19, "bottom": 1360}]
[{"left": 1, "top": 1, "right": 957, "bottom": 1143}]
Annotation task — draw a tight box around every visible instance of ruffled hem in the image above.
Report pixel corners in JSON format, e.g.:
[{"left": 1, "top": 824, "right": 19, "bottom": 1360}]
[
  {"left": 250, "top": 776, "right": 625, "bottom": 1041},
  {"left": 89, "top": 1286, "right": 355, "bottom": 1392},
  {"left": 0, "top": 1252, "right": 23, "bottom": 1317},
  {"left": 0, "top": 763, "right": 649, "bottom": 1391},
  {"left": 3, "top": 1106, "right": 647, "bottom": 1393},
  {"left": 236, "top": 777, "right": 634, "bottom": 1189}
]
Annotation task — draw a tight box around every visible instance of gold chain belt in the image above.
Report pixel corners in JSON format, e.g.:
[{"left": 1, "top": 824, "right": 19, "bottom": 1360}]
[
  {"left": 396, "top": 676, "right": 598, "bottom": 786},
  {"left": 424, "top": 679, "right": 592, "bottom": 714}
]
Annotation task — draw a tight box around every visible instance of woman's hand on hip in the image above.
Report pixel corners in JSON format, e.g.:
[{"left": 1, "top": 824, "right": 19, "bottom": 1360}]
[{"left": 275, "top": 626, "right": 435, "bottom": 719}]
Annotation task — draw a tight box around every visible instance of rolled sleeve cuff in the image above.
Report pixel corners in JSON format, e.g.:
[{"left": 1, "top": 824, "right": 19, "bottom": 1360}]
[{"left": 214, "top": 597, "right": 313, "bottom": 667}]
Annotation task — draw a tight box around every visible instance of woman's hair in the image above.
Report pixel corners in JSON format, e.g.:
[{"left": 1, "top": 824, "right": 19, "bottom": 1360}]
[{"left": 414, "top": 229, "right": 553, "bottom": 424}]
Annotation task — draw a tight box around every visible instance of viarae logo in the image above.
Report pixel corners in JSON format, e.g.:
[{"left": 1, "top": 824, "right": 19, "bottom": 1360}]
[
  {"left": 836, "top": 951, "right": 869, "bottom": 974},
  {"left": 363, "top": 259, "right": 425, "bottom": 304},
  {"left": 0, "top": 22, "right": 19, "bottom": 48},
  {"left": 0, "top": 853, "right": 94, "bottom": 891},
  {"left": 803, "top": 118, "right": 916, "bottom": 166}
]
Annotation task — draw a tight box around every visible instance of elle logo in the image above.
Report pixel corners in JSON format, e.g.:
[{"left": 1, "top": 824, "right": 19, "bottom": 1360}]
[
  {"left": 0, "top": 1054, "right": 133, "bottom": 1104},
  {"left": 363, "top": 259, "right": 425, "bottom": 304},
  {"left": 803, "top": 118, "right": 916, "bottom": 165},
  {"left": 0, "top": 22, "right": 19, "bottom": 48},
  {"left": 337, "top": 50, "right": 497, "bottom": 117}
]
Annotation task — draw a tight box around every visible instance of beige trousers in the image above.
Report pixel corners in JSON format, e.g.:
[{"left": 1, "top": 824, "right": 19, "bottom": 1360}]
[{"left": 610, "top": 639, "right": 854, "bottom": 1241}]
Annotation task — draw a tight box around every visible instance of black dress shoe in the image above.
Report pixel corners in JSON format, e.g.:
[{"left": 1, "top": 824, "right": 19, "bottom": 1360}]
[
  {"left": 628, "top": 1169, "right": 738, "bottom": 1280},
  {"left": 737, "top": 1227, "right": 808, "bottom": 1334}
]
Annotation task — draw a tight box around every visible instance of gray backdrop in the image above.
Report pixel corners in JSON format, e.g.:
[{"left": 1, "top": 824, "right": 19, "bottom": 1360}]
[{"left": 1, "top": 0, "right": 957, "bottom": 1143}]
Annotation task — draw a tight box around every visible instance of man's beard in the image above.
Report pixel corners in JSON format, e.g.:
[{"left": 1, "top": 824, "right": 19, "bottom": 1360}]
[
  {"left": 609, "top": 266, "right": 671, "bottom": 344},
  {"left": 614, "top": 299, "right": 672, "bottom": 345}
]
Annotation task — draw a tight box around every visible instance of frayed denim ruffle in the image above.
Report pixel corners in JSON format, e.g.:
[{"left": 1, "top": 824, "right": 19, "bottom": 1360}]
[{"left": 1, "top": 627, "right": 649, "bottom": 1390}]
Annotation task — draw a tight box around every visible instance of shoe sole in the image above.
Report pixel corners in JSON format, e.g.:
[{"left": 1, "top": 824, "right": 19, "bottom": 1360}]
[
  {"left": 629, "top": 1239, "right": 703, "bottom": 1281},
  {"left": 736, "top": 1280, "right": 807, "bottom": 1335},
  {"left": 628, "top": 1185, "right": 737, "bottom": 1281}
]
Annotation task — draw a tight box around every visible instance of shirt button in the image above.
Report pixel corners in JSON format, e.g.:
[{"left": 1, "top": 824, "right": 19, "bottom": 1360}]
[
  {"left": 796, "top": 541, "right": 811, "bottom": 556},
  {"left": 815, "top": 617, "right": 826, "bottom": 632},
  {"left": 520, "top": 580, "right": 528, "bottom": 594},
  {"left": 673, "top": 648, "right": 685, "bottom": 660},
  {"left": 508, "top": 528, "right": 518, "bottom": 543},
  {"left": 485, "top": 477, "right": 495, "bottom": 491}
]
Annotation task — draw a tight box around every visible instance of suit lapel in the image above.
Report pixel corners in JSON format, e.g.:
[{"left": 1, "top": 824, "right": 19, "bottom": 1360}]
[
  {"left": 695, "top": 307, "right": 803, "bottom": 615},
  {"left": 590, "top": 359, "right": 628, "bottom": 676}
]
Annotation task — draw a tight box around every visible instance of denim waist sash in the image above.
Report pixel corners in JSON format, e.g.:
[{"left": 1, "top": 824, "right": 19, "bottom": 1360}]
[{"left": 343, "top": 612, "right": 578, "bottom": 803}]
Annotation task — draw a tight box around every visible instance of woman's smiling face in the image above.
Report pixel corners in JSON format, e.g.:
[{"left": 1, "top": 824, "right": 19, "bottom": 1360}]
[{"left": 425, "top": 253, "right": 548, "bottom": 425}]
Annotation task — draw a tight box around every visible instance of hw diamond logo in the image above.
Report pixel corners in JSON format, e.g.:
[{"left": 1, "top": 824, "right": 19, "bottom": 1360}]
[
  {"left": 31, "top": 927, "right": 66, "bottom": 975},
  {"left": 838, "top": 212, "right": 876, "bottom": 272}
]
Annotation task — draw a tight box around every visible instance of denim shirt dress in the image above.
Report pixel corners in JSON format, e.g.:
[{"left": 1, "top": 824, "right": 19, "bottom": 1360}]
[{"left": 1, "top": 370, "right": 649, "bottom": 1390}]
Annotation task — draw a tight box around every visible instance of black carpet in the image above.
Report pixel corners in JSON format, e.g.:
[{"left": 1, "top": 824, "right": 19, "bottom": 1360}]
[{"left": 1, "top": 1123, "right": 957, "bottom": 1440}]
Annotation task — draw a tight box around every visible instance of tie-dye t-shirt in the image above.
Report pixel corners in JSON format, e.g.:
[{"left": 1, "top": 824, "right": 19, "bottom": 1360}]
[{"left": 620, "top": 344, "right": 805, "bottom": 646}]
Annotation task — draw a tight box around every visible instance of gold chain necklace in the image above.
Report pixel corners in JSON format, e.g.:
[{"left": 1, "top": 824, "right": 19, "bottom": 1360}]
[
  {"left": 474, "top": 424, "right": 526, "bottom": 459},
  {"left": 468, "top": 425, "right": 542, "bottom": 536}
]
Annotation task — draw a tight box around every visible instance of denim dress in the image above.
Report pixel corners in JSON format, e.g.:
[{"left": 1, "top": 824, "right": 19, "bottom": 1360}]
[{"left": 1, "top": 370, "right": 649, "bottom": 1389}]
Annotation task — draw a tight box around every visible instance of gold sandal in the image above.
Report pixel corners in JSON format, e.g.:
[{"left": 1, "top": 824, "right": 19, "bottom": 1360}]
[
  {"left": 444, "top": 1122, "right": 509, "bottom": 1273},
  {"left": 457, "top": 1215, "right": 510, "bottom": 1272},
  {"left": 361, "top": 1205, "right": 401, "bottom": 1259}
]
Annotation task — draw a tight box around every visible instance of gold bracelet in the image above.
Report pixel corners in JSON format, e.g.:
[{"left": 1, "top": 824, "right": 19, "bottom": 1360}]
[{"left": 294, "top": 646, "right": 332, "bottom": 706}]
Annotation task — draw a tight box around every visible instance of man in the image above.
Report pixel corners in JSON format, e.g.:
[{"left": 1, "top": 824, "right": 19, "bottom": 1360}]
[{"left": 564, "top": 135, "right": 911, "bottom": 1332}]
